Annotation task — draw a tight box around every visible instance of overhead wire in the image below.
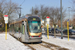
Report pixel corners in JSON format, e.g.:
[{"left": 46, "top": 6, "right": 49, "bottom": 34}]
[{"left": 20, "top": 0, "right": 25, "bottom": 6}]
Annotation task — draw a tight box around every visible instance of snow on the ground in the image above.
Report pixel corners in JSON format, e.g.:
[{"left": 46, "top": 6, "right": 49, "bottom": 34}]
[
  {"left": 0, "top": 32, "right": 31, "bottom": 50},
  {"left": 42, "top": 35, "right": 75, "bottom": 50},
  {"left": 50, "top": 35, "right": 75, "bottom": 40}
]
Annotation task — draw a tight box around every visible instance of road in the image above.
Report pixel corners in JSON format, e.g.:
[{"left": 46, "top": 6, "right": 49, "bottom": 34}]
[{"left": 42, "top": 32, "right": 75, "bottom": 39}]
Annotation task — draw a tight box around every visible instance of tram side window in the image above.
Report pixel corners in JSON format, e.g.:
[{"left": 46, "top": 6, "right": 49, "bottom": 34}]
[
  {"left": 17, "top": 24, "right": 19, "bottom": 32},
  {"left": 11, "top": 25, "right": 13, "bottom": 31},
  {"left": 16, "top": 27, "right": 18, "bottom": 32},
  {"left": 14, "top": 24, "right": 17, "bottom": 32},
  {"left": 14, "top": 23, "right": 19, "bottom": 33}
]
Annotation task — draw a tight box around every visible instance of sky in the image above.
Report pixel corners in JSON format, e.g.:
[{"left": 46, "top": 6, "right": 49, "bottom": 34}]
[{"left": 11, "top": 0, "right": 73, "bottom": 19}]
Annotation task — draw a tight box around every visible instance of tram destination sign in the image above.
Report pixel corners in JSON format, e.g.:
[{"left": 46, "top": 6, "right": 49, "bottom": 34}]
[
  {"left": 33, "top": 18, "right": 36, "bottom": 20},
  {"left": 28, "top": 17, "right": 40, "bottom": 21}
]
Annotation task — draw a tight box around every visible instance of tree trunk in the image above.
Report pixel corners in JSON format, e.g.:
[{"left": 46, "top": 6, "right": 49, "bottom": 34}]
[{"left": 54, "top": 25, "right": 56, "bottom": 38}]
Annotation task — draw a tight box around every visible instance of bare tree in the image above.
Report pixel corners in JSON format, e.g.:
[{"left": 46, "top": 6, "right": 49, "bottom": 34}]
[
  {"left": 72, "top": 0, "right": 75, "bottom": 11},
  {"left": 31, "top": 5, "right": 49, "bottom": 19},
  {"left": 63, "top": 20, "right": 67, "bottom": 28},
  {"left": 0, "top": 0, "right": 18, "bottom": 22},
  {"left": 0, "top": 0, "right": 19, "bottom": 31},
  {"left": 31, "top": 5, "right": 66, "bottom": 27},
  {"left": 39, "top": 5, "right": 50, "bottom": 19},
  {"left": 31, "top": 6, "right": 39, "bottom": 15},
  {"left": 34, "top": 6, "right": 39, "bottom": 15},
  {"left": 72, "top": 15, "right": 75, "bottom": 28},
  {"left": 4, "top": 0, "right": 18, "bottom": 21}
]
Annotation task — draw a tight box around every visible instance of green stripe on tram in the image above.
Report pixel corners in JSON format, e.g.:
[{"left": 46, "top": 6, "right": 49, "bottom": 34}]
[{"left": 23, "top": 25, "right": 24, "bottom": 34}]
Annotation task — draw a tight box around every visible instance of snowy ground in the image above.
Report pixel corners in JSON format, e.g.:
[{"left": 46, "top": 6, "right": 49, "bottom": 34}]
[
  {"left": 0, "top": 32, "right": 75, "bottom": 50},
  {"left": 42, "top": 35, "right": 75, "bottom": 50},
  {"left": 0, "top": 32, "right": 31, "bottom": 50}
]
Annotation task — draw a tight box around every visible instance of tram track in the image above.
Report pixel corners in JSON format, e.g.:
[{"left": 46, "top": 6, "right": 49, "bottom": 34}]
[
  {"left": 23, "top": 41, "right": 69, "bottom": 50},
  {"left": 10, "top": 34, "right": 69, "bottom": 50}
]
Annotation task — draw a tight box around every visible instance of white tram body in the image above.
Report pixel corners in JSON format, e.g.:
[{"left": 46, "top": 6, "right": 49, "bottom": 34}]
[{"left": 9, "top": 15, "right": 42, "bottom": 42}]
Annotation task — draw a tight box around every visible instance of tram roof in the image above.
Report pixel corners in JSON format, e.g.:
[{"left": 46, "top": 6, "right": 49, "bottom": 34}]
[
  {"left": 10, "top": 15, "right": 40, "bottom": 25},
  {"left": 16, "top": 15, "right": 39, "bottom": 21}
]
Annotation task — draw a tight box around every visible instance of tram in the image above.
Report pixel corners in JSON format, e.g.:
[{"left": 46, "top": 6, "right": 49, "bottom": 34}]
[{"left": 9, "top": 15, "right": 42, "bottom": 42}]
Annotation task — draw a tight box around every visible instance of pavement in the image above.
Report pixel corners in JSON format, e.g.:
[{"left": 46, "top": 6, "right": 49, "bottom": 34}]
[
  {"left": 0, "top": 32, "right": 31, "bottom": 50},
  {"left": 42, "top": 35, "right": 75, "bottom": 50}
]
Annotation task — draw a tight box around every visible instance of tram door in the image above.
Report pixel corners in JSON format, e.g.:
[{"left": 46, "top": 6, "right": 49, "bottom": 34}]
[
  {"left": 21, "top": 21, "right": 26, "bottom": 42},
  {"left": 22, "top": 21, "right": 26, "bottom": 34},
  {"left": 22, "top": 24, "right": 25, "bottom": 34}
]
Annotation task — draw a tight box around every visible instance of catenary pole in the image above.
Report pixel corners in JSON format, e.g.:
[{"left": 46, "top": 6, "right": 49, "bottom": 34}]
[{"left": 60, "top": 0, "right": 63, "bottom": 39}]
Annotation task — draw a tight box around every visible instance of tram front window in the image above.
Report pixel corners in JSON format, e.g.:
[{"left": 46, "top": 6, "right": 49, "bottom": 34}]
[{"left": 28, "top": 21, "right": 41, "bottom": 33}]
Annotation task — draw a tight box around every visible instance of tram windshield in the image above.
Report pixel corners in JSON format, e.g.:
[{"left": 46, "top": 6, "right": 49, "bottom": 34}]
[{"left": 28, "top": 21, "right": 41, "bottom": 33}]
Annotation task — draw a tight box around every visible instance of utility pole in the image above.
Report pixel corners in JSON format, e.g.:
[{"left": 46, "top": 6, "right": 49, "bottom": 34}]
[
  {"left": 19, "top": 0, "right": 25, "bottom": 18},
  {"left": 19, "top": 7, "right": 22, "bottom": 18},
  {"left": 41, "top": 6, "right": 42, "bottom": 20},
  {"left": 20, "top": 5, "right": 22, "bottom": 18},
  {"left": 60, "top": 0, "right": 63, "bottom": 39},
  {"left": 16, "top": 0, "right": 25, "bottom": 18},
  {"left": 32, "top": 7, "right": 33, "bottom": 15},
  {"left": 15, "top": 7, "right": 22, "bottom": 18}
]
